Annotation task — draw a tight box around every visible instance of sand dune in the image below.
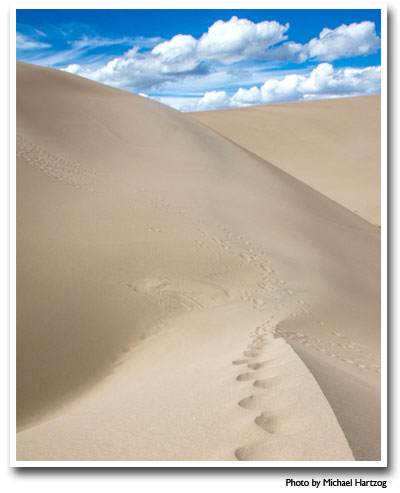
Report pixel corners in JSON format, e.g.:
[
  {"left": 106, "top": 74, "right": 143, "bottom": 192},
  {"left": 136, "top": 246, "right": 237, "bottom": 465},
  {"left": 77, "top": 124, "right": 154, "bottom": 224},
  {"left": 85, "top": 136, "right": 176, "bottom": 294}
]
[
  {"left": 16, "top": 62, "right": 380, "bottom": 462},
  {"left": 191, "top": 96, "right": 381, "bottom": 225}
]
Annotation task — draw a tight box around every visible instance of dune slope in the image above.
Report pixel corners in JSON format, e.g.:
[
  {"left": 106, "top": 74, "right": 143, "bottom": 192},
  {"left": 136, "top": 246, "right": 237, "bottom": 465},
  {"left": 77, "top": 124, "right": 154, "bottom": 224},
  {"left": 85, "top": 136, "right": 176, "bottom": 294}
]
[
  {"left": 191, "top": 96, "right": 381, "bottom": 225},
  {"left": 16, "top": 62, "right": 380, "bottom": 461}
]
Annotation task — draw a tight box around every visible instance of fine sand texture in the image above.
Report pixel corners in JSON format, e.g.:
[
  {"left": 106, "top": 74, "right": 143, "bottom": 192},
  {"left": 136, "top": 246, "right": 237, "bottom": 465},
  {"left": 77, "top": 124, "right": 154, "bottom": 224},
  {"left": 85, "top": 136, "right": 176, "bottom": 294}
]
[
  {"left": 191, "top": 96, "right": 381, "bottom": 225},
  {"left": 16, "top": 62, "right": 381, "bottom": 462}
]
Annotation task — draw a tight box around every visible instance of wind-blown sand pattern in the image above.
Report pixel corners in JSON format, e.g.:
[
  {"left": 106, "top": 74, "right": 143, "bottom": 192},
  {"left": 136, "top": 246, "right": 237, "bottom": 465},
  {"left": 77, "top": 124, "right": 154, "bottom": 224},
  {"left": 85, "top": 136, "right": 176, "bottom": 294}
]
[{"left": 16, "top": 62, "right": 380, "bottom": 462}]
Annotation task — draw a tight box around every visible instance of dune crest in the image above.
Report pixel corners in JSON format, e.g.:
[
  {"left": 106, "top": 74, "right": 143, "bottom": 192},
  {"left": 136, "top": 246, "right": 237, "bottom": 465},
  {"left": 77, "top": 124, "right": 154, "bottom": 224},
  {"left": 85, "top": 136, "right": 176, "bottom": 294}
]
[
  {"left": 16, "top": 62, "right": 380, "bottom": 461},
  {"left": 191, "top": 96, "right": 381, "bottom": 225}
]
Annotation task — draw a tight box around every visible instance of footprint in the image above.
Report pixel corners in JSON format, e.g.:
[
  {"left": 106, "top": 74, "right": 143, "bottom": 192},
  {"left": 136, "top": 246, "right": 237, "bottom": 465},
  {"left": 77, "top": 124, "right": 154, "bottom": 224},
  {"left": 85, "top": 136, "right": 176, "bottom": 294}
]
[
  {"left": 234, "top": 447, "right": 251, "bottom": 461},
  {"left": 238, "top": 395, "right": 258, "bottom": 409},
  {"left": 254, "top": 414, "right": 277, "bottom": 434},
  {"left": 253, "top": 376, "right": 285, "bottom": 389},
  {"left": 236, "top": 372, "right": 263, "bottom": 382},
  {"left": 232, "top": 359, "right": 253, "bottom": 366},
  {"left": 247, "top": 360, "right": 270, "bottom": 371}
]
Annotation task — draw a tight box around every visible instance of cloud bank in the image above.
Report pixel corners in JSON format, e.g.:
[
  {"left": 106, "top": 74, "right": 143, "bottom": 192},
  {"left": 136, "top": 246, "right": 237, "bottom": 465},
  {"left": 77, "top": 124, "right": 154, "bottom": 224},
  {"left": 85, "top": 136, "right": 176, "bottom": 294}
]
[
  {"left": 63, "top": 17, "right": 290, "bottom": 89},
  {"left": 191, "top": 63, "right": 381, "bottom": 111},
  {"left": 60, "top": 18, "right": 380, "bottom": 93}
]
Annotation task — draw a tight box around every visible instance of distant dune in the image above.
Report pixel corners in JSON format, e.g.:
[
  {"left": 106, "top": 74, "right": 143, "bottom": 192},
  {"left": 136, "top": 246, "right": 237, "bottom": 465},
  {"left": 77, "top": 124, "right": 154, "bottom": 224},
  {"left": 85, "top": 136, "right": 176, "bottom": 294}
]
[
  {"left": 191, "top": 96, "right": 381, "bottom": 225},
  {"left": 16, "top": 62, "right": 381, "bottom": 462}
]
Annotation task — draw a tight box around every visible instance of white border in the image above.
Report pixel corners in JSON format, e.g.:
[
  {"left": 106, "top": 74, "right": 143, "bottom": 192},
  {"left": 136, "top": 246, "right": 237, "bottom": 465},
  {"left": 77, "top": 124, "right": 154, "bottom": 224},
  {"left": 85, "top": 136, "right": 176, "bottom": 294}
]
[
  {"left": 9, "top": 5, "right": 16, "bottom": 471},
  {"left": 379, "top": 3, "right": 388, "bottom": 471},
  {"left": 9, "top": 1, "right": 388, "bottom": 470}
]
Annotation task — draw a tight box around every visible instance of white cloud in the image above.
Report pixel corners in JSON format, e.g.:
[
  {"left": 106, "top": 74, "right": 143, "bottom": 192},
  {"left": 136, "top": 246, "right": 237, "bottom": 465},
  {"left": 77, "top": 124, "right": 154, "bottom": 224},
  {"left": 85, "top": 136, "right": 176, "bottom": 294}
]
[
  {"left": 267, "top": 21, "right": 380, "bottom": 63},
  {"left": 68, "top": 34, "right": 134, "bottom": 50},
  {"left": 16, "top": 27, "right": 161, "bottom": 69},
  {"left": 158, "top": 95, "right": 201, "bottom": 111},
  {"left": 151, "top": 17, "right": 289, "bottom": 65},
  {"left": 137, "top": 92, "right": 162, "bottom": 104},
  {"left": 195, "top": 90, "right": 233, "bottom": 111},
  {"left": 305, "top": 21, "right": 380, "bottom": 62},
  {"left": 299, "top": 63, "right": 381, "bottom": 97},
  {"left": 265, "top": 41, "right": 307, "bottom": 62},
  {"left": 63, "top": 63, "right": 81, "bottom": 74},
  {"left": 18, "top": 17, "right": 380, "bottom": 108},
  {"left": 66, "top": 34, "right": 163, "bottom": 52},
  {"left": 152, "top": 35, "right": 204, "bottom": 75},
  {"left": 16, "top": 32, "right": 51, "bottom": 51},
  {"left": 152, "top": 34, "right": 197, "bottom": 62},
  {"left": 197, "top": 16, "right": 289, "bottom": 63},
  {"left": 58, "top": 16, "right": 289, "bottom": 90},
  {"left": 189, "top": 63, "right": 381, "bottom": 111},
  {"left": 62, "top": 19, "right": 379, "bottom": 93}
]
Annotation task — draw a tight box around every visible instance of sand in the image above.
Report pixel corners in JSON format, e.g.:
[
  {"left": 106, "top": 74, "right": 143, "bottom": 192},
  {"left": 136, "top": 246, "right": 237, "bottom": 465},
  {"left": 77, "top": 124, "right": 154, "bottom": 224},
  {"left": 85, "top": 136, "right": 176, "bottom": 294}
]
[
  {"left": 191, "top": 96, "right": 381, "bottom": 225},
  {"left": 15, "top": 61, "right": 381, "bottom": 462}
]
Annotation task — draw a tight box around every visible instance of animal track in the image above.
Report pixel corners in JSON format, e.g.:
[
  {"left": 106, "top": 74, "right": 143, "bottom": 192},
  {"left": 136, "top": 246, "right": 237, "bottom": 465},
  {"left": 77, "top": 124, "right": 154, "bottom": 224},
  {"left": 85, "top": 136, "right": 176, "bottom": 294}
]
[
  {"left": 17, "top": 135, "right": 97, "bottom": 190},
  {"left": 275, "top": 327, "right": 380, "bottom": 374}
]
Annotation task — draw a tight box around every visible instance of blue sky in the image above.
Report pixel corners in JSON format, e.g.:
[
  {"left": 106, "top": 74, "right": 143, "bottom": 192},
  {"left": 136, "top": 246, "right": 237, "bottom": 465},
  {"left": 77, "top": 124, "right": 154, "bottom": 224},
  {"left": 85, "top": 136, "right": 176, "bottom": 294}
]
[{"left": 16, "top": 9, "right": 382, "bottom": 111}]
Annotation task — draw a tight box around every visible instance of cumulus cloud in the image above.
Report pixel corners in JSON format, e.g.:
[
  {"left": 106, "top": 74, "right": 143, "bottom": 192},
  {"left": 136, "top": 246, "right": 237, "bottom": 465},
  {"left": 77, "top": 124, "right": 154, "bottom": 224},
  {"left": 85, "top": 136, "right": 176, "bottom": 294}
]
[
  {"left": 63, "top": 63, "right": 81, "bottom": 74},
  {"left": 196, "top": 16, "right": 289, "bottom": 63},
  {"left": 268, "top": 21, "right": 380, "bottom": 63},
  {"left": 151, "top": 17, "right": 288, "bottom": 65},
  {"left": 190, "top": 63, "right": 381, "bottom": 111},
  {"left": 152, "top": 34, "right": 197, "bottom": 62},
  {"left": 305, "top": 21, "right": 380, "bottom": 61},
  {"left": 61, "top": 18, "right": 379, "bottom": 93},
  {"left": 60, "top": 16, "right": 289, "bottom": 90},
  {"left": 265, "top": 41, "right": 306, "bottom": 63},
  {"left": 196, "top": 91, "right": 232, "bottom": 111},
  {"left": 67, "top": 44, "right": 209, "bottom": 91}
]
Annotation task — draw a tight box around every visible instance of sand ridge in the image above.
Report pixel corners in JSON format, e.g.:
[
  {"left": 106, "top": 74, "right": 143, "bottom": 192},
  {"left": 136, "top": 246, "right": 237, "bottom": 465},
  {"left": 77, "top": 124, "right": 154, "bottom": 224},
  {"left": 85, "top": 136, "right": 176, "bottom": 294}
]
[
  {"left": 191, "top": 96, "right": 381, "bottom": 225},
  {"left": 16, "top": 302, "right": 354, "bottom": 461}
]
